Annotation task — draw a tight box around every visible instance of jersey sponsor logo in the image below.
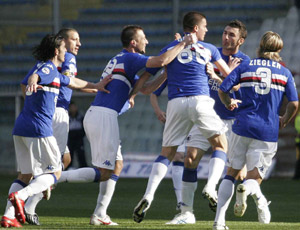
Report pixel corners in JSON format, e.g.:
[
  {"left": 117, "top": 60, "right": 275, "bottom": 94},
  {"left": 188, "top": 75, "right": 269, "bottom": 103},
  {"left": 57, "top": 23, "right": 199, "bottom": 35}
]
[
  {"left": 41, "top": 67, "right": 50, "bottom": 75},
  {"left": 208, "top": 78, "right": 220, "bottom": 91}
]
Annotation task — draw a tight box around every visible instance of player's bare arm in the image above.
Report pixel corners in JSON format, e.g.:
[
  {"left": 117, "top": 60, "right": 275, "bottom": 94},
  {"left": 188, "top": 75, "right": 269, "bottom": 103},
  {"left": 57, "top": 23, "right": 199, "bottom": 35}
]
[
  {"left": 206, "top": 62, "right": 223, "bottom": 84},
  {"left": 146, "top": 33, "right": 197, "bottom": 68},
  {"left": 68, "top": 74, "right": 112, "bottom": 93},
  {"left": 218, "top": 89, "right": 242, "bottom": 111},
  {"left": 140, "top": 69, "right": 167, "bottom": 95},
  {"left": 279, "top": 101, "right": 299, "bottom": 129}
]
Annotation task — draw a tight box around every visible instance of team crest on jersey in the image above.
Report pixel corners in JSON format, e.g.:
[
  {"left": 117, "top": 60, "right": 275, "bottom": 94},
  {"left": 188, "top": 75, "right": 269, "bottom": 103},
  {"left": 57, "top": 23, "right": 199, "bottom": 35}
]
[{"left": 41, "top": 67, "right": 50, "bottom": 75}]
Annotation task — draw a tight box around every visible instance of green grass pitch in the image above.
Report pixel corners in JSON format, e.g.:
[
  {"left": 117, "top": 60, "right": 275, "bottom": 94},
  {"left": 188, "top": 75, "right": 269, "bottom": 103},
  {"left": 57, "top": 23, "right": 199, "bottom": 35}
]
[{"left": 0, "top": 174, "right": 299, "bottom": 229}]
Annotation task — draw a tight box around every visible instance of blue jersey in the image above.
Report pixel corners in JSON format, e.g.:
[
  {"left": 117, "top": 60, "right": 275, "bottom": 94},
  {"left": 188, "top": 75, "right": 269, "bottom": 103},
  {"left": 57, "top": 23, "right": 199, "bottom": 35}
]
[
  {"left": 14, "top": 61, "right": 70, "bottom": 137},
  {"left": 91, "top": 49, "right": 149, "bottom": 113},
  {"left": 150, "top": 39, "right": 221, "bottom": 100},
  {"left": 56, "top": 52, "right": 77, "bottom": 110},
  {"left": 220, "top": 58, "right": 298, "bottom": 142},
  {"left": 209, "top": 48, "right": 250, "bottom": 119}
]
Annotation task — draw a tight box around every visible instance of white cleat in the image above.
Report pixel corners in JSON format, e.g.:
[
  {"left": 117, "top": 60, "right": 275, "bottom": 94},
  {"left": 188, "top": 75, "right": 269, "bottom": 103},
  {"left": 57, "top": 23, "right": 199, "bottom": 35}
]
[
  {"left": 234, "top": 183, "right": 247, "bottom": 217},
  {"left": 213, "top": 222, "right": 229, "bottom": 230},
  {"left": 166, "top": 211, "right": 196, "bottom": 225},
  {"left": 254, "top": 197, "right": 271, "bottom": 224},
  {"left": 90, "top": 214, "right": 118, "bottom": 226},
  {"left": 202, "top": 185, "right": 218, "bottom": 212}
]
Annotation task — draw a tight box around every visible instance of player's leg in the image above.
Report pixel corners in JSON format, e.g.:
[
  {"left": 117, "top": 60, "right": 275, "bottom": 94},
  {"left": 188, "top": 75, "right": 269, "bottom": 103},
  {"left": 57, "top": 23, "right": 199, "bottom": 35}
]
[
  {"left": 91, "top": 155, "right": 123, "bottom": 226},
  {"left": 171, "top": 147, "right": 184, "bottom": 210},
  {"left": 1, "top": 172, "right": 31, "bottom": 228},
  {"left": 234, "top": 139, "right": 276, "bottom": 224},
  {"left": 167, "top": 146, "right": 204, "bottom": 224},
  {"left": 203, "top": 133, "right": 228, "bottom": 210}
]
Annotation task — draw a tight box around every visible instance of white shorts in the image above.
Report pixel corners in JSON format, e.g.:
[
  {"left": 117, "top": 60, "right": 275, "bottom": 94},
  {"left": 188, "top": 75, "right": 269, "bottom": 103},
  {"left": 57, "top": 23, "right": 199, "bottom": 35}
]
[
  {"left": 116, "top": 144, "right": 123, "bottom": 161},
  {"left": 83, "top": 106, "right": 120, "bottom": 170},
  {"left": 14, "top": 135, "right": 62, "bottom": 176},
  {"left": 162, "top": 95, "right": 227, "bottom": 147},
  {"left": 186, "top": 125, "right": 211, "bottom": 151},
  {"left": 228, "top": 133, "right": 277, "bottom": 179},
  {"left": 52, "top": 107, "right": 69, "bottom": 155}
]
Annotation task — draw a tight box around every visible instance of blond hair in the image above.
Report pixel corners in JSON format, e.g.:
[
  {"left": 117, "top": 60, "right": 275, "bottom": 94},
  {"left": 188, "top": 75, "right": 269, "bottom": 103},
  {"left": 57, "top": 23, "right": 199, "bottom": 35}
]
[{"left": 257, "top": 31, "right": 283, "bottom": 62}]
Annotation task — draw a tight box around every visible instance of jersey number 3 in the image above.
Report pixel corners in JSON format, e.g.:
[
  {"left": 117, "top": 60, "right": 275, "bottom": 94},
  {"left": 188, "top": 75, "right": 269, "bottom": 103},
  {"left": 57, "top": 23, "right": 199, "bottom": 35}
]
[{"left": 255, "top": 67, "right": 271, "bottom": 95}]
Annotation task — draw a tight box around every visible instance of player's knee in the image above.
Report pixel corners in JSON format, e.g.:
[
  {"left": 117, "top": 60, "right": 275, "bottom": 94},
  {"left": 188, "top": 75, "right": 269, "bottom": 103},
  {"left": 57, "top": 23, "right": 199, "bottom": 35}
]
[
  {"left": 17, "top": 173, "right": 32, "bottom": 184},
  {"left": 113, "top": 160, "right": 123, "bottom": 176},
  {"left": 98, "top": 168, "right": 113, "bottom": 181},
  {"left": 62, "top": 153, "right": 71, "bottom": 169}
]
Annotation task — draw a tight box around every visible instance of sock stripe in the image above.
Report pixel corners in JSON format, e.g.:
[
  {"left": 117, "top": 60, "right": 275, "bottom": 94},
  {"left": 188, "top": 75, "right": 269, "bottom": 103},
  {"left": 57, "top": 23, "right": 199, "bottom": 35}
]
[
  {"left": 110, "top": 174, "right": 119, "bottom": 182},
  {"left": 13, "top": 179, "right": 27, "bottom": 188},
  {"left": 173, "top": 161, "right": 184, "bottom": 166},
  {"left": 224, "top": 175, "right": 236, "bottom": 183},
  {"left": 182, "top": 168, "right": 197, "bottom": 182},
  {"left": 211, "top": 150, "right": 227, "bottom": 162},
  {"left": 50, "top": 173, "right": 58, "bottom": 184},
  {"left": 93, "top": 168, "right": 101, "bottom": 182},
  {"left": 155, "top": 155, "right": 171, "bottom": 166}
]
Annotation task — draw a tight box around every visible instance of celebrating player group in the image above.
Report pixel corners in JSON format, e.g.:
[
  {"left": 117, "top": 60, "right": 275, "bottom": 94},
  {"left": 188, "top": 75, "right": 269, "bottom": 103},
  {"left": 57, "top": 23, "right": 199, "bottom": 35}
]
[{"left": 1, "top": 10, "right": 298, "bottom": 230}]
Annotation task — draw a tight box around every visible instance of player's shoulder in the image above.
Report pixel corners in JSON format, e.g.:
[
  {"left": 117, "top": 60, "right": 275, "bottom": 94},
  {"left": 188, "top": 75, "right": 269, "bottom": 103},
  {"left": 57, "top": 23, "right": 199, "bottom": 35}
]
[
  {"left": 64, "top": 52, "right": 76, "bottom": 64},
  {"left": 198, "top": 41, "right": 217, "bottom": 50}
]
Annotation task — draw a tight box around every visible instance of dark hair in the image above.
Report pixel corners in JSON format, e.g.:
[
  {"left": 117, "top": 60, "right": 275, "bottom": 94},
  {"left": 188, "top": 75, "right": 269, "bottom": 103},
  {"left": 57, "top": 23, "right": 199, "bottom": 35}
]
[
  {"left": 183, "top": 11, "right": 206, "bottom": 32},
  {"left": 32, "top": 34, "right": 64, "bottom": 62},
  {"left": 226, "top": 20, "right": 247, "bottom": 39},
  {"left": 57, "top": 28, "right": 78, "bottom": 39},
  {"left": 121, "top": 25, "right": 143, "bottom": 48}
]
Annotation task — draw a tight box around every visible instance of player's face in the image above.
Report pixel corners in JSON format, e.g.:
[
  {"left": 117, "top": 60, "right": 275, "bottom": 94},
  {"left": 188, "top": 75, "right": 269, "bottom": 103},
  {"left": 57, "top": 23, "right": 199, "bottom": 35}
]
[
  {"left": 65, "top": 31, "right": 81, "bottom": 55},
  {"left": 57, "top": 41, "right": 67, "bottom": 63},
  {"left": 134, "top": 29, "right": 149, "bottom": 54},
  {"left": 195, "top": 18, "right": 208, "bottom": 41},
  {"left": 222, "top": 26, "right": 242, "bottom": 51}
]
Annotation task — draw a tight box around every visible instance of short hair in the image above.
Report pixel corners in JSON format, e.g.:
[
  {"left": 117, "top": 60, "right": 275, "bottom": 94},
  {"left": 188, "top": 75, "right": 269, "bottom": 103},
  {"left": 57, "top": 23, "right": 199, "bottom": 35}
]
[
  {"left": 183, "top": 11, "right": 206, "bottom": 32},
  {"left": 257, "top": 31, "right": 283, "bottom": 62},
  {"left": 57, "top": 28, "right": 78, "bottom": 39},
  {"left": 226, "top": 20, "right": 247, "bottom": 39},
  {"left": 121, "top": 25, "right": 144, "bottom": 48},
  {"left": 32, "top": 34, "right": 64, "bottom": 62}
]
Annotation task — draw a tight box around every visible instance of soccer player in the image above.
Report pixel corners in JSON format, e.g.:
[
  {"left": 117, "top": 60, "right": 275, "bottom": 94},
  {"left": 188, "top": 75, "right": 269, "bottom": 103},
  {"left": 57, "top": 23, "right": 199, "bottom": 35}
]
[
  {"left": 22, "top": 28, "right": 96, "bottom": 225},
  {"left": 133, "top": 11, "right": 232, "bottom": 224},
  {"left": 0, "top": 34, "right": 112, "bottom": 228},
  {"left": 150, "top": 79, "right": 185, "bottom": 211},
  {"left": 213, "top": 31, "right": 298, "bottom": 230},
  {"left": 166, "top": 20, "right": 250, "bottom": 225},
  {"left": 62, "top": 25, "right": 196, "bottom": 226}
]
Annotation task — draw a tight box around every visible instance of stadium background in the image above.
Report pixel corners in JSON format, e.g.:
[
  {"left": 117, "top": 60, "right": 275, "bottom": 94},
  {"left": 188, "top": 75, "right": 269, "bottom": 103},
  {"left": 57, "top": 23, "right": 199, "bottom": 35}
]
[{"left": 0, "top": 0, "right": 298, "bottom": 178}]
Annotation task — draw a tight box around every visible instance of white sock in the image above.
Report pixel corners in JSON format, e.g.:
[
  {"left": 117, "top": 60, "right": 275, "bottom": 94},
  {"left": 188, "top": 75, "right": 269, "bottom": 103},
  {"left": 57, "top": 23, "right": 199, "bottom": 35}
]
[
  {"left": 4, "top": 180, "right": 26, "bottom": 219},
  {"left": 206, "top": 152, "right": 226, "bottom": 189},
  {"left": 58, "top": 167, "right": 99, "bottom": 183},
  {"left": 172, "top": 163, "right": 184, "bottom": 204},
  {"left": 181, "top": 181, "right": 197, "bottom": 213},
  {"left": 214, "top": 177, "right": 235, "bottom": 225},
  {"left": 18, "top": 174, "right": 55, "bottom": 201},
  {"left": 24, "top": 192, "right": 43, "bottom": 215},
  {"left": 243, "top": 179, "right": 266, "bottom": 204},
  {"left": 94, "top": 176, "right": 118, "bottom": 218},
  {"left": 144, "top": 161, "right": 169, "bottom": 203}
]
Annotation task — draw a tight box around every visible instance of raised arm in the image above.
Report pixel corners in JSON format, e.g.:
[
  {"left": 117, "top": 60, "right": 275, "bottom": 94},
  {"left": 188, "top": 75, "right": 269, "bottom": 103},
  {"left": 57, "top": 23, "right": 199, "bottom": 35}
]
[
  {"left": 146, "top": 33, "right": 197, "bottom": 68},
  {"left": 140, "top": 69, "right": 167, "bottom": 95},
  {"left": 68, "top": 75, "right": 112, "bottom": 93}
]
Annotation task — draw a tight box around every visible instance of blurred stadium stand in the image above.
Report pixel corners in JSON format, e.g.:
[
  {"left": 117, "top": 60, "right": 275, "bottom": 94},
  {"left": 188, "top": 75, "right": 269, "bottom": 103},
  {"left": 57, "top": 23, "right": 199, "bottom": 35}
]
[{"left": 0, "top": 0, "right": 297, "bottom": 177}]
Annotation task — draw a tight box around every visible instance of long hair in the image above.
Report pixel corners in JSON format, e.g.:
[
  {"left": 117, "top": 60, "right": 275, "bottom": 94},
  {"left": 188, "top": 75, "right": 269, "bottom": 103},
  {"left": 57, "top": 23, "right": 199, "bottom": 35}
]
[
  {"left": 121, "top": 25, "right": 144, "bottom": 48},
  {"left": 183, "top": 11, "right": 206, "bottom": 33},
  {"left": 257, "top": 31, "right": 283, "bottom": 62},
  {"left": 32, "top": 34, "right": 64, "bottom": 62}
]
